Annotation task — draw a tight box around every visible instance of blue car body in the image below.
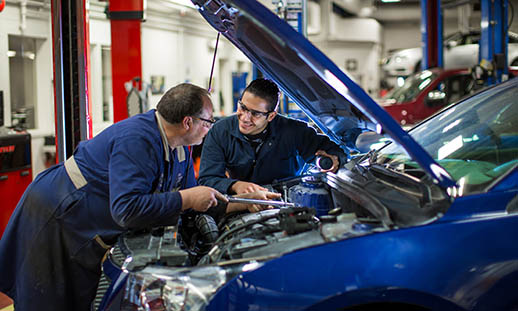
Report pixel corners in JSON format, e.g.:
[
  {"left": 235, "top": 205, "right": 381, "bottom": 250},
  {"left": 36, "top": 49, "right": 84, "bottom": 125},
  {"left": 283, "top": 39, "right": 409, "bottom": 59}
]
[
  {"left": 98, "top": 1, "right": 518, "bottom": 310},
  {"left": 208, "top": 188, "right": 518, "bottom": 310}
]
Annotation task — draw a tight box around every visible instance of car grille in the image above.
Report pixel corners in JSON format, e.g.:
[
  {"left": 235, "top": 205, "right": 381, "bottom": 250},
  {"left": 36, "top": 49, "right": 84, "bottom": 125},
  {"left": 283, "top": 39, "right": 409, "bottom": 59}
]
[{"left": 93, "top": 244, "right": 126, "bottom": 310}]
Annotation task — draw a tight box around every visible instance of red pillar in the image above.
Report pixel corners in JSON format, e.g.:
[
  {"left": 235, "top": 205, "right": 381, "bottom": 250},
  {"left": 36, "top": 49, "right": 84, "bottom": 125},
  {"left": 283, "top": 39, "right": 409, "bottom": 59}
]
[
  {"left": 421, "top": 0, "right": 443, "bottom": 70},
  {"left": 109, "top": 0, "right": 144, "bottom": 123}
]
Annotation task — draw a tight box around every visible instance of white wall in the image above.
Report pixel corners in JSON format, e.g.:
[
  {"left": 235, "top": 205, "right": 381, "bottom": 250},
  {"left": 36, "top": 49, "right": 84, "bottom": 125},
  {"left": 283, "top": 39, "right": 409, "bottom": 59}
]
[
  {"left": 511, "top": 0, "right": 518, "bottom": 34},
  {"left": 309, "top": 0, "right": 382, "bottom": 95},
  {"left": 88, "top": 12, "right": 112, "bottom": 136},
  {"left": 316, "top": 41, "right": 381, "bottom": 95},
  {"left": 382, "top": 22, "right": 422, "bottom": 54},
  {"left": 142, "top": 27, "right": 180, "bottom": 108},
  {"left": 0, "top": 1, "right": 53, "bottom": 177}
]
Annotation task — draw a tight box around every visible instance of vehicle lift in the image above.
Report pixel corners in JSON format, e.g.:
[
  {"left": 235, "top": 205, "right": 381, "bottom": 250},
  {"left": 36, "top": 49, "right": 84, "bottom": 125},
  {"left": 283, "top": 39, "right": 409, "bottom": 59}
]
[
  {"left": 50, "top": 0, "right": 144, "bottom": 163},
  {"left": 421, "top": 0, "right": 509, "bottom": 86},
  {"left": 479, "top": 0, "right": 509, "bottom": 84}
]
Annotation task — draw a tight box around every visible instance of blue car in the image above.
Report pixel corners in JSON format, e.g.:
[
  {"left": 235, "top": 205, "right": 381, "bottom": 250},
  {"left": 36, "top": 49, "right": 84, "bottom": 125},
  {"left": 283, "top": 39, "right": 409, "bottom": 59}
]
[{"left": 97, "top": 1, "right": 518, "bottom": 310}]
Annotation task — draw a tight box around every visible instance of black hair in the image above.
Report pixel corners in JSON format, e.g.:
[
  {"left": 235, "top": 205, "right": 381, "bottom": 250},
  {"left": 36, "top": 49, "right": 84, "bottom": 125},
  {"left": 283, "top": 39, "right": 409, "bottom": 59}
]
[
  {"left": 242, "top": 78, "right": 280, "bottom": 111},
  {"left": 156, "top": 83, "right": 210, "bottom": 124}
]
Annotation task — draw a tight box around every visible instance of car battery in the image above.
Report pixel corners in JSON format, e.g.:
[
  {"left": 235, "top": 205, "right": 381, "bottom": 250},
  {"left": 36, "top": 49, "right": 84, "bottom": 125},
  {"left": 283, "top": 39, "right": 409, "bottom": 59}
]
[{"left": 0, "top": 132, "right": 32, "bottom": 237}]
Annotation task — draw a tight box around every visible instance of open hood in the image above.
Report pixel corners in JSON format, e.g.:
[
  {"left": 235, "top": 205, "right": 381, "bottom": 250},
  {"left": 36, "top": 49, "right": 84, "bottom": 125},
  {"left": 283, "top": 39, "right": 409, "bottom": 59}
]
[{"left": 191, "top": 0, "right": 456, "bottom": 188}]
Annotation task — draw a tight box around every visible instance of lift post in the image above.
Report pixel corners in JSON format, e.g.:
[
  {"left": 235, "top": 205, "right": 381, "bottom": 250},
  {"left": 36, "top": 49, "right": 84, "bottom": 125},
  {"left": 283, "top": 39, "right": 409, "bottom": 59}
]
[
  {"left": 108, "top": 0, "right": 144, "bottom": 123},
  {"left": 421, "top": 0, "right": 443, "bottom": 71},
  {"left": 272, "top": 0, "right": 308, "bottom": 120},
  {"left": 51, "top": 0, "right": 93, "bottom": 162},
  {"left": 479, "top": 0, "right": 508, "bottom": 85}
]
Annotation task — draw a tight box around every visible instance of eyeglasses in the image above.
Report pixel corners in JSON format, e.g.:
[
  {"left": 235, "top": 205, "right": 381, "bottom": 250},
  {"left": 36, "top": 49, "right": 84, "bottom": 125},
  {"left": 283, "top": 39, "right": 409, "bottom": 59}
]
[
  {"left": 193, "top": 116, "right": 216, "bottom": 128},
  {"left": 237, "top": 100, "right": 272, "bottom": 119}
]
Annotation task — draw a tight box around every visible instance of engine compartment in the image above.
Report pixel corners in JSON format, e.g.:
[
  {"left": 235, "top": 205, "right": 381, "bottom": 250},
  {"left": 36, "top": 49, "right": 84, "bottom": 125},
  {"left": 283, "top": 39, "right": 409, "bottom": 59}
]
[{"left": 115, "top": 171, "right": 390, "bottom": 272}]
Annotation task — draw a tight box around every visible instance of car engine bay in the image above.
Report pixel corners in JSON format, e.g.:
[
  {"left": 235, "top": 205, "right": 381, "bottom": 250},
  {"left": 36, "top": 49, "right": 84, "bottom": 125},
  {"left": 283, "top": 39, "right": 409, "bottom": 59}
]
[
  {"left": 111, "top": 169, "right": 400, "bottom": 273},
  {"left": 96, "top": 156, "right": 452, "bottom": 310}
]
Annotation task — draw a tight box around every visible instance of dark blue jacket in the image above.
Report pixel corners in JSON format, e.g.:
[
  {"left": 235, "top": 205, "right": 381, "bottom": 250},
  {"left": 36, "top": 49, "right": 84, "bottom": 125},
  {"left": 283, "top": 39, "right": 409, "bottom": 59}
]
[
  {"left": 198, "top": 114, "right": 345, "bottom": 194},
  {"left": 0, "top": 109, "right": 195, "bottom": 310}
]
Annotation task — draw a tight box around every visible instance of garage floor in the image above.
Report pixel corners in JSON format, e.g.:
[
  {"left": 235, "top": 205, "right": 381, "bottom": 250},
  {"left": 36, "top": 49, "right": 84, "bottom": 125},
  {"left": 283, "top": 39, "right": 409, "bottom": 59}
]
[{"left": 0, "top": 292, "right": 13, "bottom": 310}]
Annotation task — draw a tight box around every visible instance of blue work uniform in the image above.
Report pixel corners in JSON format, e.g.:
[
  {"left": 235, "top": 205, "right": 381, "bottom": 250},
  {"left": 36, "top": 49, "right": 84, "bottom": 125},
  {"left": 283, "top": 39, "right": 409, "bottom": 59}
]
[
  {"left": 0, "top": 109, "right": 195, "bottom": 311},
  {"left": 198, "top": 114, "right": 345, "bottom": 194}
]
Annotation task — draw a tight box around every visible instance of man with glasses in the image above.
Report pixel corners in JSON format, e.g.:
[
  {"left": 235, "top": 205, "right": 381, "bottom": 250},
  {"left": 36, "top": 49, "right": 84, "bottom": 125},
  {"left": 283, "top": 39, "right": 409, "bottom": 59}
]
[
  {"left": 198, "top": 78, "right": 346, "bottom": 195},
  {"left": 0, "top": 83, "right": 279, "bottom": 311}
]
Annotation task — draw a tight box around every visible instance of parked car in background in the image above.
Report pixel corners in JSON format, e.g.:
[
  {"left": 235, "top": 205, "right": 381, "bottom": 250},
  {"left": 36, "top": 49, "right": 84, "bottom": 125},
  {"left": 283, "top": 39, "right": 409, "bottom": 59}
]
[
  {"left": 379, "top": 68, "right": 474, "bottom": 126},
  {"left": 97, "top": 1, "right": 518, "bottom": 310},
  {"left": 382, "top": 30, "right": 518, "bottom": 78}
]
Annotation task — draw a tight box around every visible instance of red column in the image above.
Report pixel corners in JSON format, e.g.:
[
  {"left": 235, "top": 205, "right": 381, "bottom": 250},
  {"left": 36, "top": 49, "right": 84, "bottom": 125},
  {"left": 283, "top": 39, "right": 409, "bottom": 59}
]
[
  {"left": 109, "top": 0, "right": 144, "bottom": 123},
  {"left": 421, "top": 0, "right": 443, "bottom": 69}
]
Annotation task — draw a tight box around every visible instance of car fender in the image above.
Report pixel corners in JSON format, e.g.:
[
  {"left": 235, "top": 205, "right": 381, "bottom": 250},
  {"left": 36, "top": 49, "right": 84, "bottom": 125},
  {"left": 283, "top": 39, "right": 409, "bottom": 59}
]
[
  {"left": 305, "top": 287, "right": 466, "bottom": 311},
  {"left": 208, "top": 207, "right": 518, "bottom": 311}
]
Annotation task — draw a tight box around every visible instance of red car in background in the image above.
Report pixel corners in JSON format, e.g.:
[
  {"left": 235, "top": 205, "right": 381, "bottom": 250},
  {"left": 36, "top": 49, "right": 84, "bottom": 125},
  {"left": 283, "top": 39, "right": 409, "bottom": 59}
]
[{"left": 379, "top": 68, "right": 474, "bottom": 127}]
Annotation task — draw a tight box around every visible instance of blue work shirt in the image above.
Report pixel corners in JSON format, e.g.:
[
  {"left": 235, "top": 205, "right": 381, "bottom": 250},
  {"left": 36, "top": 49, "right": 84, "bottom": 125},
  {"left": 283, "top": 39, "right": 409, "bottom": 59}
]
[
  {"left": 0, "top": 109, "right": 195, "bottom": 310},
  {"left": 73, "top": 109, "right": 195, "bottom": 231},
  {"left": 198, "top": 114, "right": 345, "bottom": 194}
]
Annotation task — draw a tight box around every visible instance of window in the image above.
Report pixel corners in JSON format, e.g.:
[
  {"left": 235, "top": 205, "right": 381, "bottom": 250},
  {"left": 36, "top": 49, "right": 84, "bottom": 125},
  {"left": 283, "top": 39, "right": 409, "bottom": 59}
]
[
  {"left": 8, "top": 35, "right": 39, "bottom": 129},
  {"left": 101, "top": 46, "right": 113, "bottom": 122}
]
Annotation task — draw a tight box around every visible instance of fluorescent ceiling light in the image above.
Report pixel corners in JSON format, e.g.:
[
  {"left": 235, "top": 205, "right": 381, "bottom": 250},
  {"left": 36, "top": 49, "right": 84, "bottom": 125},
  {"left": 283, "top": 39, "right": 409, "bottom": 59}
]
[{"left": 381, "top": 0, "right": 401, "bottom": 2}]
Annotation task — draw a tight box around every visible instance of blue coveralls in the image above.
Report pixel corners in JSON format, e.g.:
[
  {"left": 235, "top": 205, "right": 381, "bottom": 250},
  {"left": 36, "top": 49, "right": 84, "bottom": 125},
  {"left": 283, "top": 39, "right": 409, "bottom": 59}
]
[
  {"left": 198, "top": 114, "right": 345, "bottom": 194},
  {"left": 0, "top": 109, "right": 195, "bottom": 310}
]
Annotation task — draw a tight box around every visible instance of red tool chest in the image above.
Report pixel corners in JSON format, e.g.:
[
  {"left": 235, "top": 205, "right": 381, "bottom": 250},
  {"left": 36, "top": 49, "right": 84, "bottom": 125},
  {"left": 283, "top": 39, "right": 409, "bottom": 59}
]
[{"left": 0, "top": 132, "right": 32, "bottom": 238}]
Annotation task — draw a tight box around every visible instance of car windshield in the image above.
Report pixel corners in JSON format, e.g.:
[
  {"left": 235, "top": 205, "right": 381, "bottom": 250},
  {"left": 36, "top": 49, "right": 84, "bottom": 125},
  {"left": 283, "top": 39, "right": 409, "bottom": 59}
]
[
  {"left": 375, "top": 81, "right": 518, "bottom": 196},
  {"left": 444, "top": 32, "right": 467, "bottom": 45},
  {"left": 383, "top": 70, "right": 438, "bottom": 103},
  {"left": 445, "top": 30, "right": 518, "bottom": 44}
]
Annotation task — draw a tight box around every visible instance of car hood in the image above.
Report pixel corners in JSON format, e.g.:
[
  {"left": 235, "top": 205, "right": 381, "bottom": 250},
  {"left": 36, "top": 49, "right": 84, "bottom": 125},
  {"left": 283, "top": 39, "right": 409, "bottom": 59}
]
[{"left": 191, "top": 0, "right": 456, "bottom": 188}]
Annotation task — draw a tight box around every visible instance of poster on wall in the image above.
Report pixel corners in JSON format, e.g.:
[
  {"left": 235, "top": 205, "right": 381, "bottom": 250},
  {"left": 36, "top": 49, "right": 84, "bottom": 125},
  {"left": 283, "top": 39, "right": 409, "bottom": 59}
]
[{"left": 150, "top": 75, "right": 165, "bottom": 95}]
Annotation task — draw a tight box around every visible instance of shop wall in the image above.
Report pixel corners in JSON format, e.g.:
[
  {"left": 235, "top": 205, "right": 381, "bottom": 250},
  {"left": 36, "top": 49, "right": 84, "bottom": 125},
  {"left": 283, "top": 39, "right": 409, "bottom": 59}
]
[
  {"left": 0, "top": 1, "right": 252, "bottom": 176},
  {"left": 0, "top": 2, "right": 53, "bottom": 178}
]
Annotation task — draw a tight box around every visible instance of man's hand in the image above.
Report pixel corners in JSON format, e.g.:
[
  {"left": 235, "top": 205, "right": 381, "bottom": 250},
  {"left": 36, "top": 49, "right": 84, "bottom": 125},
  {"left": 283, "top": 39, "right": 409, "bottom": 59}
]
[
  {"left": 315, "top": 150, "right": 340, "bottom": 173},
  {"left": 179, "top": 186, "right": 227, "bottom": 212},
  {"left": 228, "top": 191, "right": 282, "bottom": 213},
  {"left": 230, "top": 181, "right": 268, "bottom": 194}
]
